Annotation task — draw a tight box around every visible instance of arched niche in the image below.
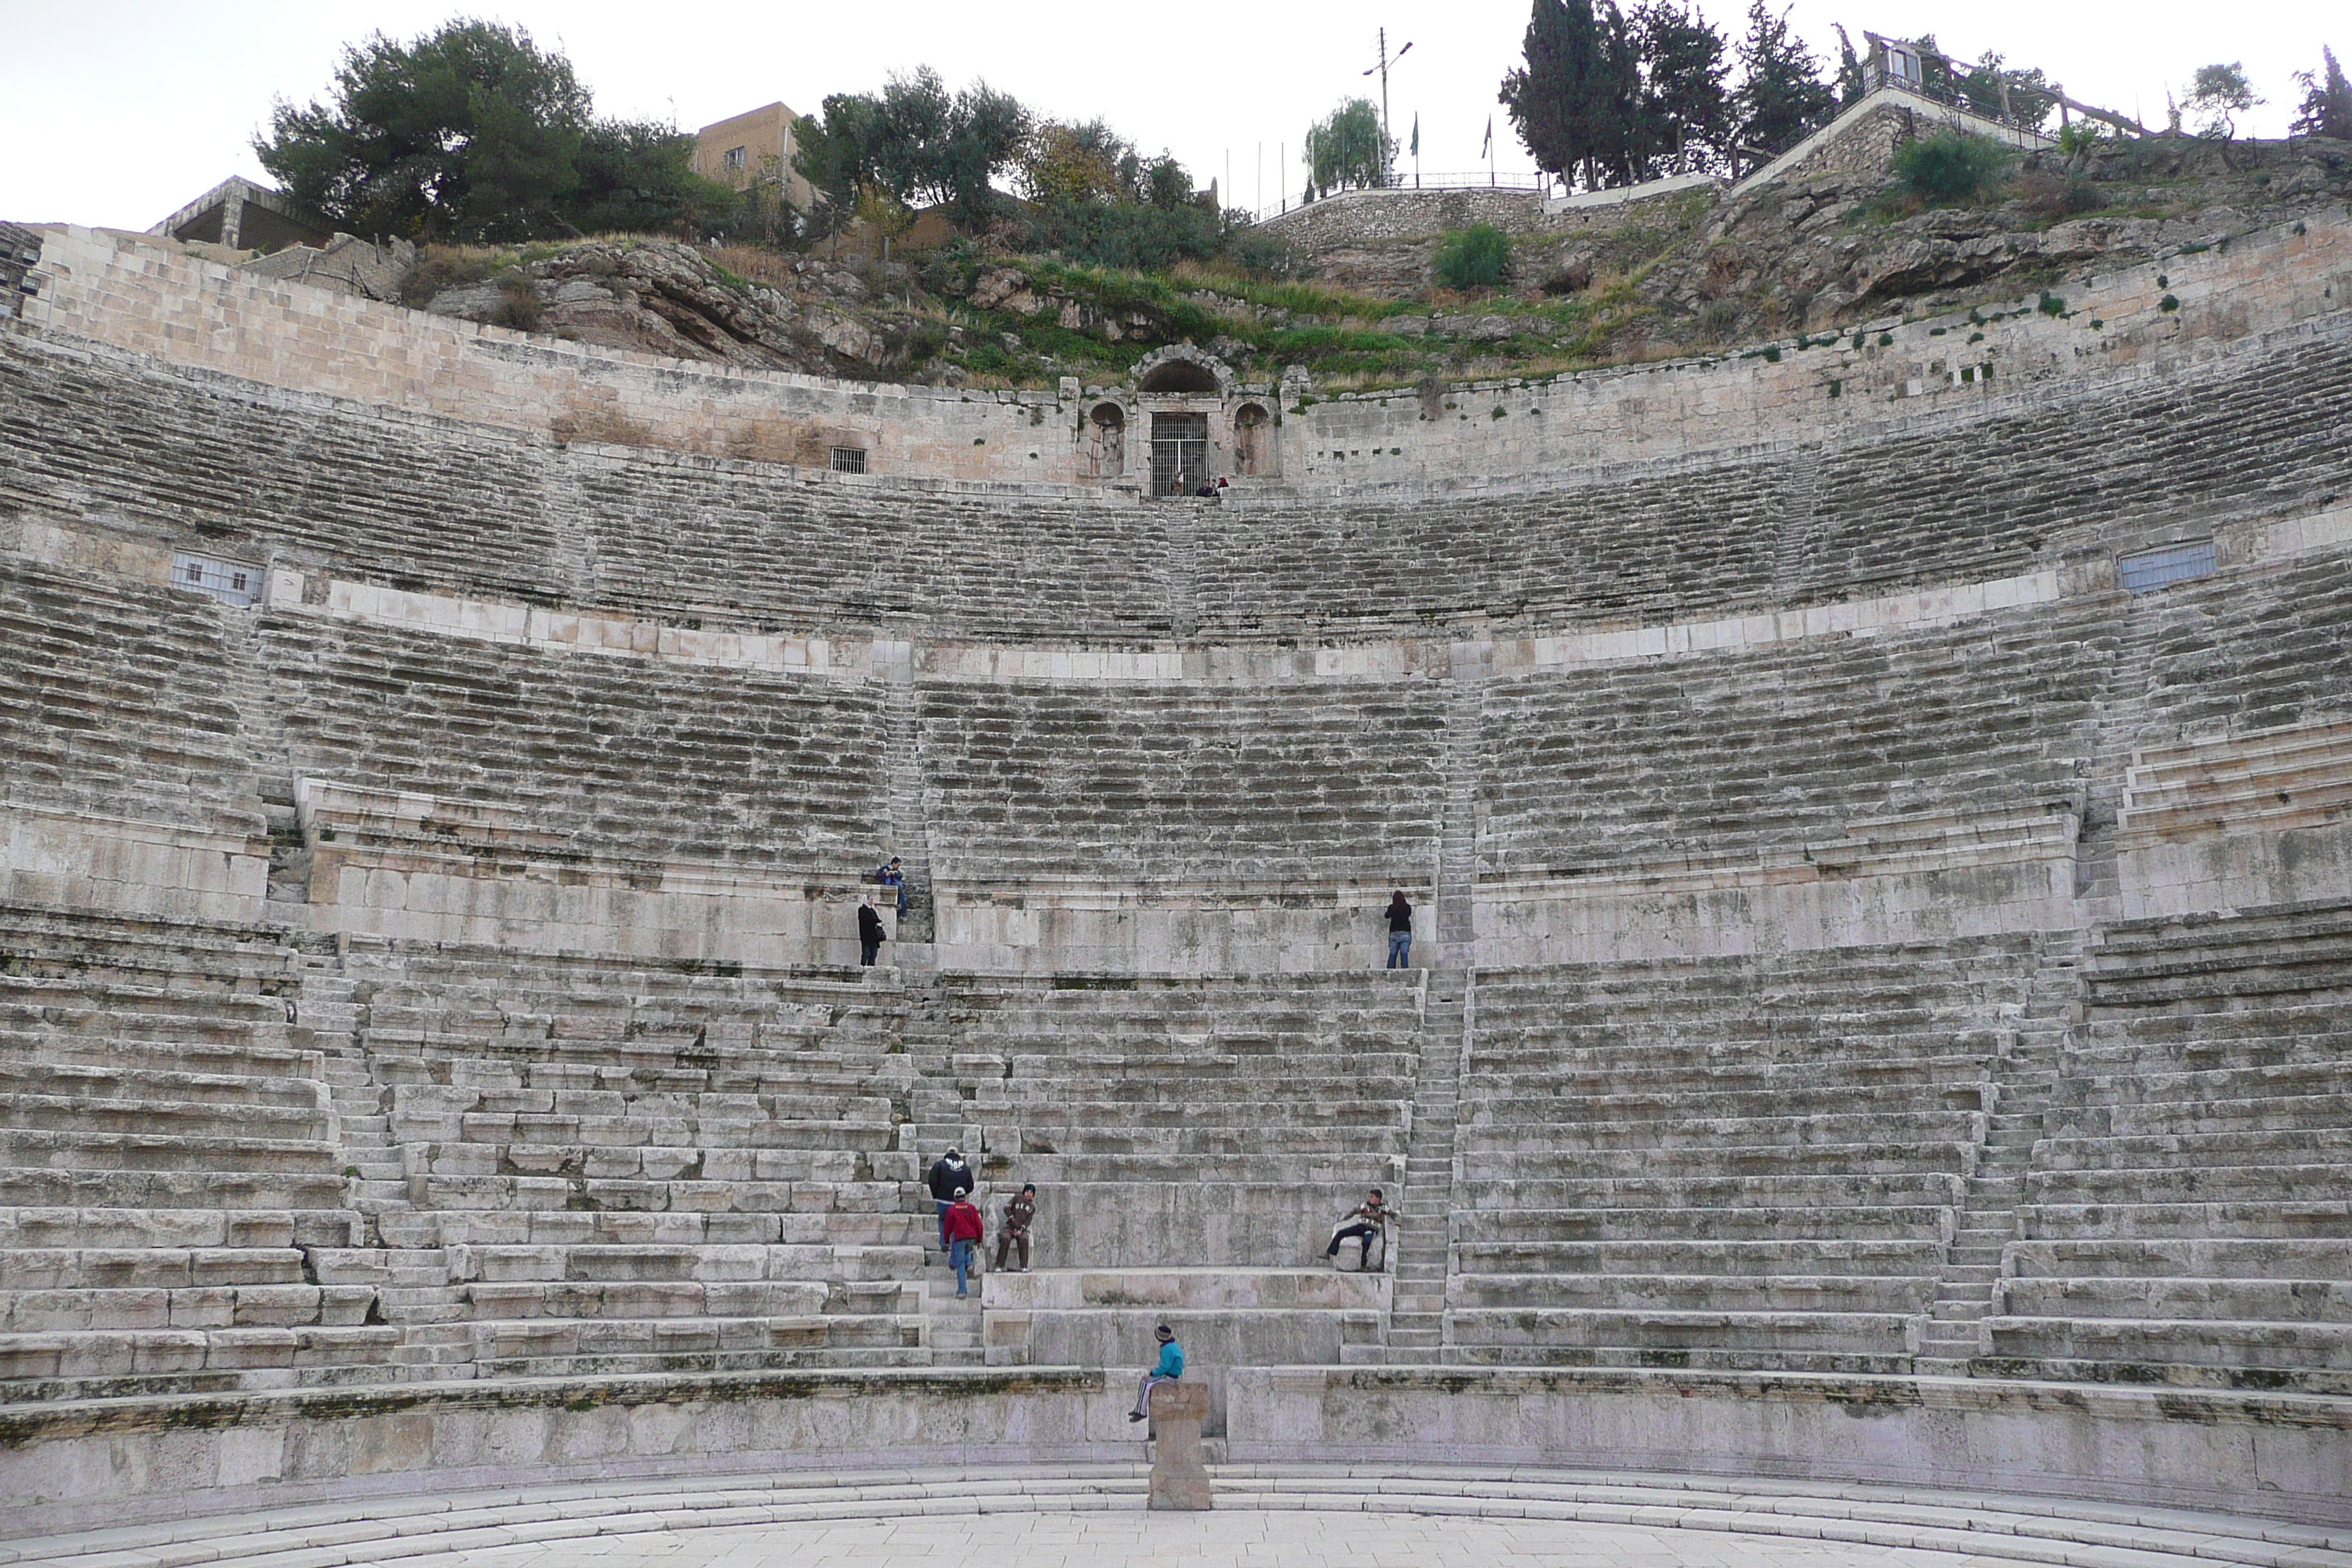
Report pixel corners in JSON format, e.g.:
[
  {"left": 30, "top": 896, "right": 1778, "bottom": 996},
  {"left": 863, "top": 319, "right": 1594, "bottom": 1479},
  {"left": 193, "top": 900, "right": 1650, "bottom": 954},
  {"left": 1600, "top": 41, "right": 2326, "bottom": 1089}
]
[
  {"left": 1088, "top": 402, "right": 1126, "bottom": 477},
  {"left": 1137, "top": 359, "right": 1221, "bottom": 394},
  {"left": 1233, "top": 402, "right": 1273, "bottom": 476}
]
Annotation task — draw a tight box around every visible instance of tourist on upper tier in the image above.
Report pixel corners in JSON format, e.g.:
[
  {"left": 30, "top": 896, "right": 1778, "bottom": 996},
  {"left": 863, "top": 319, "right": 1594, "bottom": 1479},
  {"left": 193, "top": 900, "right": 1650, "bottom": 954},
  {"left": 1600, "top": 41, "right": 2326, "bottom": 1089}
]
[
  {"left": 943, "top": 1193, "right": 984, "bottom": 1297},
  {"left": 857, "top": 897, "right": 886, "bottom": 966},
  {"left": 1384, "top": 891, "right": 1414, "bottom": 970},
  {"left": 875, "top": 856, "right": 908, "bottom": 916},
  {"left": 1129, "top": 1323, "right": 1185, "bottom": 1422},
  {"left": 995, "top": 1182, "right": 1037, "bottom": 1273},
  {"left": 1327, "top": 1188, "right": 1394, "bottom": 1272},
  {"left": 927, "top": 1148, "right": 974, "bottom": 1248}
]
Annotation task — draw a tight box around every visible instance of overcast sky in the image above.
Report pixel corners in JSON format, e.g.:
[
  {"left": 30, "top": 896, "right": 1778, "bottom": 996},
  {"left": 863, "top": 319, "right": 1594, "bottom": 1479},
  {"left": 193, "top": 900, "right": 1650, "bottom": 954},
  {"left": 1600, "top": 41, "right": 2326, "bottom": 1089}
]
[{"left": 0, "top": 0, "right": 2337, "bottom": 231}]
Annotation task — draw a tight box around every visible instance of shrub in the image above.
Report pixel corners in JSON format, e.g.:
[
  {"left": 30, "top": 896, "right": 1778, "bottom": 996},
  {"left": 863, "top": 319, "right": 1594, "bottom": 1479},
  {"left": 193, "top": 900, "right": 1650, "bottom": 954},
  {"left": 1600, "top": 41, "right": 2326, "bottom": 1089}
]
[
  {"left": 2017, "top": 167, "right": 2103, "bottom": 221},
  {"left": 1893, "top": 131, "right": 2018, "bottom": 206},
  {"left": 1433, "top": 224, "right": 1512, "bottom": 290}
]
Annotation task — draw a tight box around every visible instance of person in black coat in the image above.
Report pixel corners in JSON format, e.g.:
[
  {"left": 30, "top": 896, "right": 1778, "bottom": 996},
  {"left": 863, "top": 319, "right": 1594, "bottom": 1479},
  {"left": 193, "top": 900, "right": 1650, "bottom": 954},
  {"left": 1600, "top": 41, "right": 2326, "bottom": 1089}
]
[
  {"left": 858, "top": 897, "right": 886, "bottom": 966},
  {"left": 1384, "top": 891, "right": 1414, "bottom": 970},
  {"left": 927, "top": 1148, "right": 974, "bottom": 1250}
]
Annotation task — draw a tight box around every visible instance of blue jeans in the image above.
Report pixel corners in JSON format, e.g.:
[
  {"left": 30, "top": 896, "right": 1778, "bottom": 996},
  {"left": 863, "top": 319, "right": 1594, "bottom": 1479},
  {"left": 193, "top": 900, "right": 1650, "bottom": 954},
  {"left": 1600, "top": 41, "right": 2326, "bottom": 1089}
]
[
  {"left": 935, "top": 1199, "right": 952, "bottom": 1248},
  {"left": 951, "top": 1238, "right": 974, "bottom": 1295},
  {"left": 1387, "top": 930, "right": 1412, "bottom": 968}
]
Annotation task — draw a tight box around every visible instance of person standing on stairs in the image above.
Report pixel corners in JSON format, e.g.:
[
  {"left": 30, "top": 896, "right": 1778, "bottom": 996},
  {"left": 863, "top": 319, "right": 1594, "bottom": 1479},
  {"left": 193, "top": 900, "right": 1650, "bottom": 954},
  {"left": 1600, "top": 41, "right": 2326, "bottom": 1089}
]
[
  {"left": 995, "top": 1182, "right": 1037, "bottom": 1272},
  {"left": 927, "top": 1147, "right": 974, "bottom": 1249},
  {"left": 858, "top": 897, "right": 886, "bottom": 966},
  {"left": 1384, "top": 892, "right": 1414, "bottom": 970},
  {"left": 1327, "top": 1188, "right": 1394, "bottom": 1271},
  {"left": 943, "top": 1192, "right": 984, "bottom": 1297},
  {"left": 1129, "top": 1324, "right": 1185, "bottom": 1422}
]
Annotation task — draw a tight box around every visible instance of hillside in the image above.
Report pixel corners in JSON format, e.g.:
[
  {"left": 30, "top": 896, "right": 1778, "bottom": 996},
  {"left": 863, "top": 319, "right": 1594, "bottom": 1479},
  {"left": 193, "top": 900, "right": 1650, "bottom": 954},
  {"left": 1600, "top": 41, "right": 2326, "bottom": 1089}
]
[{"left": 403, "top": 133, "right": 2351, "bottom": 394}]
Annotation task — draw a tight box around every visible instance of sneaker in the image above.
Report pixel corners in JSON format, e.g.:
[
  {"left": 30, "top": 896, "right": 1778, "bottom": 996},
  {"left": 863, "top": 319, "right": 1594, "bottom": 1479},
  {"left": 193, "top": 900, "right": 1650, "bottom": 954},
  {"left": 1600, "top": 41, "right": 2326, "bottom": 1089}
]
[{"left": 1128, "top": 1411, "right": 1147, "bottom": 1422}]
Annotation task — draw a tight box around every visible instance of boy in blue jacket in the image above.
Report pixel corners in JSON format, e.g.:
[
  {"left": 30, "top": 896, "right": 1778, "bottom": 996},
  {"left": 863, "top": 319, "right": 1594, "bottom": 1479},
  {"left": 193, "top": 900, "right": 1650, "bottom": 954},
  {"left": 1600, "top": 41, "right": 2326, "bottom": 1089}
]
[{"left": 1129, "top": 1324, "right": 1183, "bottom": 1422}]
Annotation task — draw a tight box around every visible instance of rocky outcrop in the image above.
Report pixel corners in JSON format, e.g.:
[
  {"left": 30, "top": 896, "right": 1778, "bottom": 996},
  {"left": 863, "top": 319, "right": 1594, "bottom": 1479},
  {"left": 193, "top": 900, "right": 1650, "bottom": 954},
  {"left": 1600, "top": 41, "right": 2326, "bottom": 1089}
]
[{"left": 420, "top": 241, "right": 919, "bottom": 376}]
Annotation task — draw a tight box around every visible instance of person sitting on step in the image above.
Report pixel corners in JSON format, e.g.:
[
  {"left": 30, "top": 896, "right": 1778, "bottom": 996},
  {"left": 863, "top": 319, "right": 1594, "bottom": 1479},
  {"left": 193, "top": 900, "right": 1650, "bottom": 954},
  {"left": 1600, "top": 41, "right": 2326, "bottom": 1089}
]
[
  {"left": 1327, "top": 1188, "right": 1394, "bottom": 1273},
  {"left": 995, "top": 1182, "right": 1037, "bottom": 1273},
  {"left": 1129, "top": 1324, "right": 1184, "bottom": 1422}
]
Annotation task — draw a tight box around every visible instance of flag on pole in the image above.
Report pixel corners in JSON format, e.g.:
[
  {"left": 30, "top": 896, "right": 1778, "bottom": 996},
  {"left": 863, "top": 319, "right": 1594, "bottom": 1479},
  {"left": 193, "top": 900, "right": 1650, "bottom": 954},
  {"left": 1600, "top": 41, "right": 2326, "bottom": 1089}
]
[
  {"left": 1480, "top": 116, "right": 1493, "bottom": 157},
  {"left": 1409, "top": 114, "right": 1419, "bottom": 157}
]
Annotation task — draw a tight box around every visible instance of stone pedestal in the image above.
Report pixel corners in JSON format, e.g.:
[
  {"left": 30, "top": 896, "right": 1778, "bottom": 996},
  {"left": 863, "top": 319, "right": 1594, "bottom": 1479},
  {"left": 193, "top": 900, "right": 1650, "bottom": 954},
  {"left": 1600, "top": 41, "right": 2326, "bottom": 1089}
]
[{"left": 1145, "top": 1378, "right": 1213, "bottom": 1510}]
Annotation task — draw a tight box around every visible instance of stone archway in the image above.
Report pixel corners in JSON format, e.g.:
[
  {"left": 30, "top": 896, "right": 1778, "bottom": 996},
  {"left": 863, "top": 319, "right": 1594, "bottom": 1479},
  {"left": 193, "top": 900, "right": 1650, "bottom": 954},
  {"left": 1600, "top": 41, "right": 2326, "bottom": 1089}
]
[{"left": 1132, "top": 344, "right": 1235, "bottom": 396}]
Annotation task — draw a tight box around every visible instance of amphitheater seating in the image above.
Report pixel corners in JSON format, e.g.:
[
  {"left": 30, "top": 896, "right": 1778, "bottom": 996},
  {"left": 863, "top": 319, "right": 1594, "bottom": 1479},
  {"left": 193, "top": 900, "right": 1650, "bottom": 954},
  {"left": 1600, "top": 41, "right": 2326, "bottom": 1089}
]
[
  {"left": 915, "top": 973, "right": 1425, "bottom": 1268},
  {"left": 4, "top": 325, "right": 2348, "bottom": 647},
  {"left": 1451, "top": 939, "right": 2045, "bottom": 1372},
  {"left": 917, "top": 684, "right": 1447, "bottom": 883},
  {"left": 1989, "top": 901, "right": 2352, "bottom": 1395},
  {"left": 1476, "top": 608, "right": 2107, "bottom": 872},
  {"left": 0, "top": 558, "right": 256, "bottom": 828},
  {"left": 0, "top": 905, "right": 391, "bottom": 1402},
  {"left": 0, "top": 339, "right": 563, "bottom": 603},
  {"left": 357, "top": 946, "right": 930, "bottom": 1375},
  {"left": 256, "top": 614, "right": 888, "bottom": 862},
  {"left": 2129, "top": 551, "right": 2352, "bottom": 743}
]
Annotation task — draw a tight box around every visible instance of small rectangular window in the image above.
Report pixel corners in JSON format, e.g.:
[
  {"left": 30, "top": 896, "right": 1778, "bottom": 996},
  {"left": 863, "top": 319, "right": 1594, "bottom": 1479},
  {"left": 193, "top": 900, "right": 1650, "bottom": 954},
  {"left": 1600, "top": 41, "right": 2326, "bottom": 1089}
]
[
  {"left": 2119, "top": 540, "right": 2217, "bottom": 594},
  {"left": 170, "top": 552, "right": 263, "bottom": 607},
  {"left": 830, "top": 446, "right": 867, "bottom": 474},
  {"left": 723, "top": 146, "right": 747, "bottom": 170}
]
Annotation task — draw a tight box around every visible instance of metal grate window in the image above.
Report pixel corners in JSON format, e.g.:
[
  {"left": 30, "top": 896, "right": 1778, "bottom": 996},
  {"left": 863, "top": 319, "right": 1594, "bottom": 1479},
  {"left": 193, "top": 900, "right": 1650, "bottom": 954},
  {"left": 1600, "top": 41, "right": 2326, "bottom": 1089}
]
[
  {"left": 1150, "top": 412, "right": 1209, "bottom": 497},
  {"left": 2119, "top": 540, "right": 2217, "bottom": 595},
  {"left": 829, "top": 446, "right": 866, "bottom": 474},
  {"left": 171, "top": 552, "right": 262, "bottom": 607}
]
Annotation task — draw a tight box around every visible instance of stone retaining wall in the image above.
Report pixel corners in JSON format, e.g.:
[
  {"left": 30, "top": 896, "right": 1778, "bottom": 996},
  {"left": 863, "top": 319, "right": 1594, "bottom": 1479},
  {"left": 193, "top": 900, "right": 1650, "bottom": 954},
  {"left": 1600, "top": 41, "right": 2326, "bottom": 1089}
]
[
  {"left": 20, "top": 208, "right": 2352, "bottom": 495},
  {"left": 3, "top": 1366, "right": 2344, "bottom": 1536}
]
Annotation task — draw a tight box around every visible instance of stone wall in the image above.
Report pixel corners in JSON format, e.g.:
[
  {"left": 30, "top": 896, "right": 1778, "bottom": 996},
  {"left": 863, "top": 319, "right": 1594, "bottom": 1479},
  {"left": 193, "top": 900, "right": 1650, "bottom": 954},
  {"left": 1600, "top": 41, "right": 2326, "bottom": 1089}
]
[{"left": 21, "top": 208, "right": 2352, "bottom": 497}]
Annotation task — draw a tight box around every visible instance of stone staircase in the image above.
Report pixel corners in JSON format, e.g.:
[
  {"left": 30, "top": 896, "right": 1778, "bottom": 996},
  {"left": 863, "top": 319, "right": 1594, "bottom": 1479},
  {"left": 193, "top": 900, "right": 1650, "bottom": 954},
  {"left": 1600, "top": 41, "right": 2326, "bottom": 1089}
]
[
  {"left": 1384, "top": 969, "right": 1467, "bottom": 1362},
  {"left": 878, "top": 644, "right": 936, "bottom": 950},
  {"left": 299, "top": 967, "right": 473, "bottom": 1381},
  {"left": 1912, "top": 941, "right": 2080, "bottom": 1375},
  {"left": 1436, "top": 655, "right": 1484, "bottom": 962},
  {"left": 924, "top": 1281, "right": 984, "bottom": 1366}
]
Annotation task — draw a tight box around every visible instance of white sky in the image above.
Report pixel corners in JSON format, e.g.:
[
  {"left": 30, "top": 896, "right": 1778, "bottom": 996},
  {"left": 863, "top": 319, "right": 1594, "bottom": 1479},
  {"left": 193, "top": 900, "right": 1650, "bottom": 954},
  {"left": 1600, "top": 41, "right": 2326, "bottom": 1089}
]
[{"left": 0, "top": 0, "right": 2337, "bottom": 230}]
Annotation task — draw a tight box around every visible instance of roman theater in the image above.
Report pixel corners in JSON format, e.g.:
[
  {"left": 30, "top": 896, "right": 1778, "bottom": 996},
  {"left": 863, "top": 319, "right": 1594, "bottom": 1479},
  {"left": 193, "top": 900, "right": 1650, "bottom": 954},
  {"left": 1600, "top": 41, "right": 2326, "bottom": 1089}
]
[{"left": 1, "top": 200, "right": 2349, "bottom": 1564}]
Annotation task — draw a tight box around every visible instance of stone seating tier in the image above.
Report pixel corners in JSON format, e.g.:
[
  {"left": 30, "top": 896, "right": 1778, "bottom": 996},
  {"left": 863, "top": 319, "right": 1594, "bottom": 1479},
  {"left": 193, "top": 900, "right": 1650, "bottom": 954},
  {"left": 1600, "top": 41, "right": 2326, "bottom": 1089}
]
[
  {"left": 916, "top": 684, "right": 1446, "bottom": 881},
  {"left": 7, "top": 325, "right": 2351, "bottom": 643},
  {"left": 1984, "top": 900, "right": 2352, "bottom": 1393},
  {"left": 260, "top": 617, "right": 888, "bottom": 862},
  {"left": 0, "top": 905, "right": 384, "bottom": 1401},
  {"left": 0, "top": 559, "right": 257, "bottom": 828}
]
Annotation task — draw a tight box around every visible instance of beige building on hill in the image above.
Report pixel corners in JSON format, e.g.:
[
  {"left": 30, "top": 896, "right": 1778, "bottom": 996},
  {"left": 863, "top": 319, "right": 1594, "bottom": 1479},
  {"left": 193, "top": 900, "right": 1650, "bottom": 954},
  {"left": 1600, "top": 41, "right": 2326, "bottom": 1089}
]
[{"left": 694, "top": 101, "right": 818, "bottom": 211}]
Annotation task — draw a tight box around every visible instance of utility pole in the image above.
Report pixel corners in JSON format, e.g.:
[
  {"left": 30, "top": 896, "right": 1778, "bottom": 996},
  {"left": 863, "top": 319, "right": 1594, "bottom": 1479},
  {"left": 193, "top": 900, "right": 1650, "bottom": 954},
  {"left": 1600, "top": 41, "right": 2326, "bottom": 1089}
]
[{"left": 1362, "top": 27, "right": 1414, "bottom": 187}]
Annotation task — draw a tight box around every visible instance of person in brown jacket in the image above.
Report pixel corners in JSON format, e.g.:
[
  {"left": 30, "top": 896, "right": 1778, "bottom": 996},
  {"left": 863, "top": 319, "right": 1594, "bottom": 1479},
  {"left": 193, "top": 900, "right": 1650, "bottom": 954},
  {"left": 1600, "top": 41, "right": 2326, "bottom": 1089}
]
[{"left": 995, "top": 1182, "right": 1037, "bottom": 1272}]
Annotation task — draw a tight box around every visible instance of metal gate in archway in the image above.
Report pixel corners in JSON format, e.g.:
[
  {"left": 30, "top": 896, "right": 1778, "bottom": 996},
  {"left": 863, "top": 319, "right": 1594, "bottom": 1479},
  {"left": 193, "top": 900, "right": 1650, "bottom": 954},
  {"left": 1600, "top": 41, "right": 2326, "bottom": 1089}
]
[{"left": 1150, "top": 412, "right": 1209, "bottom": 497}]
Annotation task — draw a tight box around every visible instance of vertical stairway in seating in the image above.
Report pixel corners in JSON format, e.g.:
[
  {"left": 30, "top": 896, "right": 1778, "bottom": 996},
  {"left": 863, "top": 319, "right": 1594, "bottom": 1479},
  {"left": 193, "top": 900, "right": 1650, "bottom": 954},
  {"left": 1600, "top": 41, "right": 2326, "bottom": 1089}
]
[
  {"left": 1435, "top": 648, "right": 1485, "bottom": 962},
  {"left": 876, "top": 639, "right": 936, "bottom": 952},
  {"left": 1384, "top": 969, "right": 1469, "bottom": 1362},
  {"left": 1912, "top": 938, "right": 2081, "bottom": 1375},
  {"left": 298, "top": 957, "right": 475, "bottom": 1381}
]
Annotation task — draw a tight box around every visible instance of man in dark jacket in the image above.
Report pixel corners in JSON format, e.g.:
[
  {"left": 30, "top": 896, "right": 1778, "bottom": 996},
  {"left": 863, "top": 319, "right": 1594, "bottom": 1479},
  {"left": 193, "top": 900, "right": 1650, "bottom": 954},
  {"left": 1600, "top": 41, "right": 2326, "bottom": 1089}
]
[
  {"left": 927, "top": 1148, "right": 973, "bottom": 1250},
  {"left": 858, "top": 898, "right": 886, "bottom": 966}
]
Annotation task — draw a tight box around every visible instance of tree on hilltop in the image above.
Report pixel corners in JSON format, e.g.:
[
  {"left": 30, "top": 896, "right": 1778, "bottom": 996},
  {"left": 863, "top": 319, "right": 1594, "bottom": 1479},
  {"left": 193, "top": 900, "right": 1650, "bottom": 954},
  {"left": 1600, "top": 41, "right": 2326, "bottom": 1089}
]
[
  {"left": 1303, "top": 99, "right": 1390, "bottom": 199},
  {"left": 792, "top": 67, "right": 1030, "bottom": 234},
  {"left": 1502, "top": 0, "right": 1734, "bottom": 190},
  {"left": 255, "top": 19, "right": 725, "bottom": 242},
  {"left": 2292, "top": 46, "right": 2352, "bottom": 141},
  {"left": 1732, "top": 2, "right": 1836, "bottom": 165},
  {"left": 2184, "top": 61, "right": 2261, "bottom": 141}
]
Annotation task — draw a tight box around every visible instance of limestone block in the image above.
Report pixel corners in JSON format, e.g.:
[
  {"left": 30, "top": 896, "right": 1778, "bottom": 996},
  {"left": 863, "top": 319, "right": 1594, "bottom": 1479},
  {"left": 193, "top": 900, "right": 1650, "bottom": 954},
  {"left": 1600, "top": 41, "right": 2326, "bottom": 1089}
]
[{"left": 1145, "top": 1377, "right": 1213, "bottom": 1509}]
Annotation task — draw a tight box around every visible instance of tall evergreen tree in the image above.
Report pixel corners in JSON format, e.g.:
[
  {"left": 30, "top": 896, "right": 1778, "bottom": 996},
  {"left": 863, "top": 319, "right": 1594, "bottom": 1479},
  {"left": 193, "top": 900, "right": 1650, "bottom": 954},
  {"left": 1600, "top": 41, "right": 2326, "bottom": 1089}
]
[
  {"left": 1633, "top": 0, "right": 1733, "bottom": 174},
  {"left": 1732, "top": 1, "right": 1836, "bottom": 163},
  {"left": 2293, "top": 46, "right": 2352, "bottom": 140},
  {"left": 1501, "top": 0, "right": 1607, "bottom": 188}
]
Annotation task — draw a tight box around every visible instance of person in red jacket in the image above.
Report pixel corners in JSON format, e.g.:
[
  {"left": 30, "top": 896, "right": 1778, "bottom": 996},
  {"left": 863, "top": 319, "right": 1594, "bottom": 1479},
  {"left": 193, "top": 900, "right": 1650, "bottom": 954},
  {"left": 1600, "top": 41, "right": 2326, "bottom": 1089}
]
[{"left": 943, "top": 1194, "right": 984, "bottom": 1297}]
